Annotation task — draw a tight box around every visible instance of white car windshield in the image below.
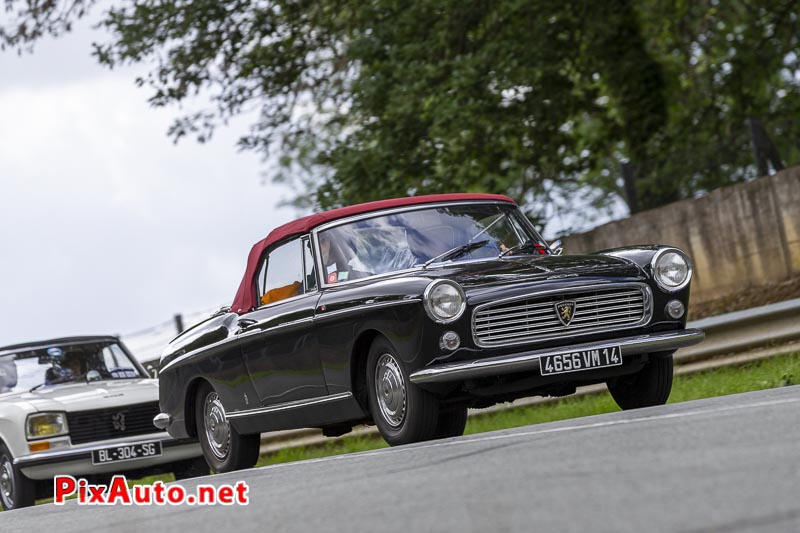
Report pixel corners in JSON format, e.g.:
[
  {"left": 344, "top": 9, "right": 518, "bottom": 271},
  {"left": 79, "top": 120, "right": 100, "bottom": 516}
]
[
  {"left": 316, "top": 203, "right": 548, "bottom": 283},
  {"left": 0, "top": 341, "right": 144, "bottom": 393}
]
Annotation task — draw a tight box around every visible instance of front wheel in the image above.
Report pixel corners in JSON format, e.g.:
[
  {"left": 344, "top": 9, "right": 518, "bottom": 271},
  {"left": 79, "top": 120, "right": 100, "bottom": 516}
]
[
  {"left": 607, "top": 353, "right": 674, "bottom": 410},
  {"left": 366, "top": 337, "right": 440, "bottom": 446},
  {"left": 195, "top": 383, "right": 260, "bottom": 473},
  {"left": 0, "top": 444, "right": 35, "bottom": 511},
  {"left": 434, "top": 405, "right": 468, "bottom": 439}
]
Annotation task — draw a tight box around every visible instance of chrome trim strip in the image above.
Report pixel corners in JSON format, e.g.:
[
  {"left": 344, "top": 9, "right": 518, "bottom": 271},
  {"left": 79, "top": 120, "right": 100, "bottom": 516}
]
[
  {"left": 162, "top": 300, "right": 419, "bottom": 373},
  {"left": 313, "top": 200, "right": 515, "bottom": 233},
  {"left": 315, "top": 298, "right": 421, "bottom": 322},
  {"left": 471, "top": 282, "right": 653, "bottom": 348},
  {"left": 226, "top": 392, "right": 354, "bottom": 419},
  {"left": 410, "top": 329, "right": 706, "bottom": 384},
  {"left": 244, "top": 316, "right": 315, "bottom": 336}
]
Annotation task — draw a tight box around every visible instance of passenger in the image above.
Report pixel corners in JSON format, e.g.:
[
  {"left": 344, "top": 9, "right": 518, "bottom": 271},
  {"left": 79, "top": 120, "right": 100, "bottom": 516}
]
[
  {"left": 0, "top": 355, "right": 17, "bottom": 393},
  {"left": 319, "top": 232, "right": 347, "bottom": 284}
]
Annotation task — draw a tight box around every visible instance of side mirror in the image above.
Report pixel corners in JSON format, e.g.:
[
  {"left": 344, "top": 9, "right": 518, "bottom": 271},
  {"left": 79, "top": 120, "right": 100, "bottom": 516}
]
[
  {"left": 145, "top": 364, "right": 159, "bottom": 379},
  {"left": 549, "top": 239, "right": 564, "bottom": 256}
]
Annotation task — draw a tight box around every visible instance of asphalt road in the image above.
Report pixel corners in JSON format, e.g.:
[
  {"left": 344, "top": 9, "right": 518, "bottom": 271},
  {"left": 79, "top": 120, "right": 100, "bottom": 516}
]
[{"left": 4, "top": 386, "right": 800, "bottom": 532}]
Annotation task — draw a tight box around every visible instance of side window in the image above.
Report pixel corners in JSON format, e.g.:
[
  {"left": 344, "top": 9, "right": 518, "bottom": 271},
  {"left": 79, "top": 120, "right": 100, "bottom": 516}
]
[
  {"left": 259, "top": 239, "right": 305, "bottom": 306},
  {"left": 303, "top": 237, "right": 318, "bottom": 292}
]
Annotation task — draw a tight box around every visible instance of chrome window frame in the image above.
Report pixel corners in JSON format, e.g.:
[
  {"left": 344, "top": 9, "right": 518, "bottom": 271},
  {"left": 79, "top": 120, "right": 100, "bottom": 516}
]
[
  {"left": 311, "top": 201, "right": 543, "bottom": 290},
  {"left": 253, "top": 234, "right": 319, "bottom": 312}
]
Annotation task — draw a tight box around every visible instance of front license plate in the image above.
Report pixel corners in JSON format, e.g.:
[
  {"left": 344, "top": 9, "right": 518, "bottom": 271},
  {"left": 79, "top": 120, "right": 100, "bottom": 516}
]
[
  {"left": 91, "top": 441, "right": 162, "bottom": 465},
  {"left": 540, "top": 346, "right": 622, "bottom": 376}
]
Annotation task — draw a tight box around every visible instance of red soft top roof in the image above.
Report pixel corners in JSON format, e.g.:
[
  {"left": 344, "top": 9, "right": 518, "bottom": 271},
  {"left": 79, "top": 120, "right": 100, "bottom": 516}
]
[{"left": 230, "top": 193, "right": 515, "bottom": 313}]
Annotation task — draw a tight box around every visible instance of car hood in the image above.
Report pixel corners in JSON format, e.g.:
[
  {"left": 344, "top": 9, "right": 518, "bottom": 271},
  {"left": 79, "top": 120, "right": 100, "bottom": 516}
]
[
  {"left": 0, "top": 379, "right": 159, "bottom": 413},
  {"left": 420, "top": 254, "right": 644, "bottom": 302}
]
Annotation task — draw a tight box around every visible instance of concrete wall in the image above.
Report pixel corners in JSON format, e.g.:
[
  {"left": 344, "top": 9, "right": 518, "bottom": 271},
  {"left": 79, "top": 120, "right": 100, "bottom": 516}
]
[{"left": 562, "top": 166, "right": 800, "bottom": 304}]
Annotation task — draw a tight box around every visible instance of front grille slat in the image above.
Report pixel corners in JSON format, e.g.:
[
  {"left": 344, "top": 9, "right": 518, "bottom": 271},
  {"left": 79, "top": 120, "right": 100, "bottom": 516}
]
[
  {"left": 477, "top": 315, "right": 645, "bottom": 341},
  {"left": 472, "top": 285, "right": 651, "bottom": 347},
  {"left": 474, "top": 303, "right": 644, "bottom": 331},
  {"left": 66, "top": 402, "right": 161, "bottom": 445},
  {"left": 572, "top": 290, "right": 642, "bottom": 303}
]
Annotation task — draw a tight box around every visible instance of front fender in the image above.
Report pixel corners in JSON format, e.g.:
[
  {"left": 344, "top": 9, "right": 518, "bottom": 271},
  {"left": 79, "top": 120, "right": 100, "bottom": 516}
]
[{"left": 0, "top": 403, "right": 38, "bottom": 459}]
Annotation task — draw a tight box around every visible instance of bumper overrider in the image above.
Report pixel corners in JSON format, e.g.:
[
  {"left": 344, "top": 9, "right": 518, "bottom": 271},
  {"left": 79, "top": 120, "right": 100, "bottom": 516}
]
[{"left": 409, "top": 329, "right": 705, "bottom": 384}]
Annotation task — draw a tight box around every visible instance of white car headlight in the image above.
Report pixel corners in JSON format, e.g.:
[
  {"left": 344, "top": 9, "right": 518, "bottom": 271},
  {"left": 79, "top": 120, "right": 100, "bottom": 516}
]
[
  {"left": 26, "top": 412, "right": 69, "bottom": 440},
  {"left": 652, "top": 248, "right": 692, "bottom": 292},
  {"left": 424, "top": 280, "right": 466, "bottom": 323}
]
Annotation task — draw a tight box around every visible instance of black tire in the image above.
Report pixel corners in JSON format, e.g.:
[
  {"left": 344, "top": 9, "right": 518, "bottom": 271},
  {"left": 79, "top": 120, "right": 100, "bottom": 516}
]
[
  {"left": 0, "top": 443, "right": 35, "bottom": 511},
  {"left": 366, "top": 337, "right": 440, "bottom": 446},
  {"left": 607, "top": 353, "right": 674, "bottom": 410},
  {"left": 195, "top": 383, "right": 260, "bottom": 473},
  {"left": 172, "top": 456, "right": 211, "bottom": 481},
  {"left": 434, "top": 405, "right": 468, "bottom": 439}
]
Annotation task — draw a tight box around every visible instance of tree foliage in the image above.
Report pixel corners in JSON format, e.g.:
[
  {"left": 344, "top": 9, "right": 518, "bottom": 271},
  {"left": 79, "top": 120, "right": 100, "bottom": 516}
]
[{"left": 3, "top": 0, "right": 799, "bottom": 232}]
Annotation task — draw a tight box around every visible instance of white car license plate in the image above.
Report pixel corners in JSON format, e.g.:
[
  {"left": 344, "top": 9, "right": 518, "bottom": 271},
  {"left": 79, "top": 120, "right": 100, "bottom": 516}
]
[
  {"left": 540, "top": 346, "right": 622, "bottom": 376},
  {"left": 91, "top": 441, "right": 162, "bottom": 465}
]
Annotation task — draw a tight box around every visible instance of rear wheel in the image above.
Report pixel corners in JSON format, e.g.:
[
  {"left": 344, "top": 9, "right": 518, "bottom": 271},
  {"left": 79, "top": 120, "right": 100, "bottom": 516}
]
[
  {"left": 0, "top": 443, "right": 35, "bottom": 511},
  {"left": 607, "top": 353, "right": 674, "bottom": 410},
  {"left": 366, "top": 337, "right": 440, "bottom": 446},
  {"left": 195, "top": 383, "right": 260, "bottom": 473},
  {"left": 434, "top": 405, "right": 468, "bottom": 439}
]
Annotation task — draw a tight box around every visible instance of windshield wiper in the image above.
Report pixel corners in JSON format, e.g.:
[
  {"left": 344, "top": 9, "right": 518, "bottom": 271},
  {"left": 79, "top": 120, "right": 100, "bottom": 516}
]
[
  {"left": 423, "top": 240, "right": 489, "bottom": 268},
  {"left": 29, "top": 373, "right": 88, "bottom": 392},
  {"left": 498, "top": 240, "right": 543, "bottom": 258}
]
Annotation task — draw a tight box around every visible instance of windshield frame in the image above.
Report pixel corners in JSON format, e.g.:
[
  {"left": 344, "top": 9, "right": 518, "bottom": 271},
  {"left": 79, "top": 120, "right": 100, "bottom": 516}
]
[{"left": 311, "top": 200, "right": 549, "bottom": 289}]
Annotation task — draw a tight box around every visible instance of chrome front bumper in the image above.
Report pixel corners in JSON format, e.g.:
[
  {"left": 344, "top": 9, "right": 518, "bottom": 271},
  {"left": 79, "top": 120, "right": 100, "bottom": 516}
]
[
  {"left": 14, "top": 432, "right": 201, "bottom": 479},
  {"left": 409, "top": 329, "right": 705, "bottom": 384}
]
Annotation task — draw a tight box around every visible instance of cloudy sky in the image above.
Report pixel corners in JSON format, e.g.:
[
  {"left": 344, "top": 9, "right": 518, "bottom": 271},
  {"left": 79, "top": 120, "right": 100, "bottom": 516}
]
[{"left": 0, "top": 18, "right": 297, "bottom": 348}]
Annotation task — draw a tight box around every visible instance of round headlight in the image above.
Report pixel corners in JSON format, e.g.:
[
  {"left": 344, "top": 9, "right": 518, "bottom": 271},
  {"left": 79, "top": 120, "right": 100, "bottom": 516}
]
[
  {"left": 652, "top": 249, "right": 692, "bottom": 291},
  {"left": 424, "top": 280, "right": 466, "bottom": 323}
]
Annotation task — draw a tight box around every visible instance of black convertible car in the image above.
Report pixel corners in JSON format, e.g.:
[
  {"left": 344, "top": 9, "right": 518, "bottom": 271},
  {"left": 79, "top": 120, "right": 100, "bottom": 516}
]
[{"left": 154, "top": 193, "right": 704, "bottom": 472}]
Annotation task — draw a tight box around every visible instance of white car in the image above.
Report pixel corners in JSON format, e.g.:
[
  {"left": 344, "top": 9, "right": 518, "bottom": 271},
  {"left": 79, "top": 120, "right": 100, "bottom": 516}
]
[{"left": 0, "top": 336, "right": 207, "bottom": 511}]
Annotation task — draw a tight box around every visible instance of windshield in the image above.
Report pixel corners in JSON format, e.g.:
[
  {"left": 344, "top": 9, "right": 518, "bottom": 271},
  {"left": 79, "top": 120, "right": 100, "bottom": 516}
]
[
  {"left": 316, "top": 203, "right": 548, "bottom": 283},
  {"left": 0, "top": 341, "right": 144, "bottom": 393}
]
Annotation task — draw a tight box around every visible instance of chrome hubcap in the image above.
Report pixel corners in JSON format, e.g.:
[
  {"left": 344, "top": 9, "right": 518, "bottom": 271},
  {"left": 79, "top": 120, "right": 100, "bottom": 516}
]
[
  {"left": 375, "top": 353, "right": 406, "bottom": 428},
  {"left": 1, "top": 458, "right": 14, "bottom": 507},
  {"left": 203, "top": 392, "right": 231, "bottom": 460}
]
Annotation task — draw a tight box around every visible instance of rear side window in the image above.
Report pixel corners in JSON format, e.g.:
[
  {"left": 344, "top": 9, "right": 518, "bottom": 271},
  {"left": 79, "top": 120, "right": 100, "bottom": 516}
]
[{"left": 257, "top": 239, "right": 305, "bottom": 306}]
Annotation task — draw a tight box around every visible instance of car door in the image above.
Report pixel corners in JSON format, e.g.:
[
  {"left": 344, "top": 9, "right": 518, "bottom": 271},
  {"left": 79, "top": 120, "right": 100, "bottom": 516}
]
[{"left": 238, "top": 236, "right": 327, "bottom": 405}]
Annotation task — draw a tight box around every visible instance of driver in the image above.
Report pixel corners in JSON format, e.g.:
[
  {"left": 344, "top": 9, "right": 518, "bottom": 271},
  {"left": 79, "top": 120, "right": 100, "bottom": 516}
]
[{"left": 45, "top": 350, "right": 82, "bottom": 385}]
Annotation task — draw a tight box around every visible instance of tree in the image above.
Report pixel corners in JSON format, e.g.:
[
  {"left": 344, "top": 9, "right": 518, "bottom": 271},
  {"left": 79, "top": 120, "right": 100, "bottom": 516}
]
[{"left": 3, "top": 0, "right": 799, "bottom": 232}]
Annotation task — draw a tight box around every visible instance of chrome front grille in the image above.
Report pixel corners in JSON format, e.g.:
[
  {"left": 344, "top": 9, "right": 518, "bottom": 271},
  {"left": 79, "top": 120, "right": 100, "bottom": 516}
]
[{"left": 472, "top": 284, "right": 651, "bottom": 347}]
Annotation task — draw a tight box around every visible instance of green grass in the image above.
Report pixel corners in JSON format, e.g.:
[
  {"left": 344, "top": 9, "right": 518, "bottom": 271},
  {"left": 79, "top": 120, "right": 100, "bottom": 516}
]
[{"left": 254, "top": 352, "right": 800, "bottom": 468}]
